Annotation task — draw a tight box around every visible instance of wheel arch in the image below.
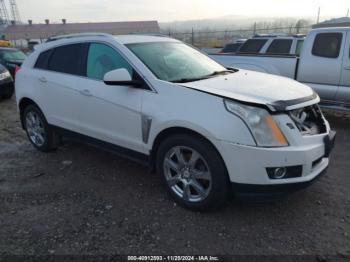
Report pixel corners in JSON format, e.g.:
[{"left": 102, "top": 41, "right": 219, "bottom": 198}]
[
  {"left": 18, "top": 97, "right": 42, "bottom": 129},
  {"left": 149, "top": 126, "right": 226, "bottom": 173}
]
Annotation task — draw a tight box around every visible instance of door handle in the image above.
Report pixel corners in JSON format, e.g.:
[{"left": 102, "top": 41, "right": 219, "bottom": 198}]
[
  {"left": 38, "top": 76, "right": 47, "bottom": 83},
  {"left": 79, "top": 89, "right": 92, "bottom": 97},
  {"left": 344, "top": 66, "right": 350, "bottom": 71}
]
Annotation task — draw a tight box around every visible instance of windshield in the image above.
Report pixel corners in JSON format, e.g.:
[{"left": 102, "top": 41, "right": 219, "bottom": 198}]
[
  {"left": 127, "top": 42, "right": 228, "bottom": 82},
  {"left": 0, "top": 50, "right": 26, "bottom": 61}
]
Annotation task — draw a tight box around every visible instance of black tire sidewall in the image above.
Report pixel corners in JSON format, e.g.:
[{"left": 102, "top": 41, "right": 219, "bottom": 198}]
[
  {"left": 156, "top": 134, "right": 229, "bottom": 211},
  {"left": 23, "top": 105, "right": 55, "bottom": 152},
  {"left": 1, "top": 85, "right": 14, "bottom": 100}
]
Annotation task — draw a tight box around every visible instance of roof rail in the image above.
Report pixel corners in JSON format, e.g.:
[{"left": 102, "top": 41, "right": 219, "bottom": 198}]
[
  {"left": 129, "top": 32, "right": 169, "bottom": 37},
  {"left": 46, "top": 32, "right": 112, "bottom": 42},
  {"left": 254, "top": 33, "right": 288, "bottom": 38},
  {"left": 253, "top": 33, "right": 306, "bottom": 38},
  {"left": 292, "top": 34, "right": 306, "bottom": 38}
]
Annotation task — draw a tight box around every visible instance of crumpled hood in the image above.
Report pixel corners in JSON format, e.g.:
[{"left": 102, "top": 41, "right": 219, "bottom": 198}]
[{"left": 180, "top": 69, "right": 318, "bottom": 111}]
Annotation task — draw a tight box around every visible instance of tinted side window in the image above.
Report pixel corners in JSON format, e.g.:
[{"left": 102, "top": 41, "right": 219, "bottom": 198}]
[
  {"left": 87, "top": 43, "right": 133, "bottom": 80},
  {"left": 312, "top": 33, "right": 343, "bottom": 58},
  {"left": 222, "top": 43, "right": 241, "bottom": 53},
  {"left": 34, "top": 49, "right": 52, "bottom": 69},
  {"left": 266, "top": 39, "right": 292, "bottom": 55},
  {"left": 238, "top": 39, "right": 268, "bottom": 53},
  {"left": 48, "top": 44, "right": 83, "bottom": 75}
]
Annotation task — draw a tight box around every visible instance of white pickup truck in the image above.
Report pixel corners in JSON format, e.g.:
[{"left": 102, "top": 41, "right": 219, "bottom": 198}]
[{"left": 210, "top": 27, "right": 350, "bottom": 111}]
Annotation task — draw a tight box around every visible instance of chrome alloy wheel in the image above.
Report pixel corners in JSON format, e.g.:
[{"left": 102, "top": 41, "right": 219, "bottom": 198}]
[
  {"left": 25, "top": 111, "right": 46, "bottom": 147},
  {"left": 163, "top": 146, "right": 212, "bottom": 202}
]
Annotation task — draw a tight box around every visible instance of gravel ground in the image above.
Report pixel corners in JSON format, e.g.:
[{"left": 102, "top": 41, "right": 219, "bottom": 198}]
[{"left": 0, "top": 97, "right": 349, "bottom": 257}]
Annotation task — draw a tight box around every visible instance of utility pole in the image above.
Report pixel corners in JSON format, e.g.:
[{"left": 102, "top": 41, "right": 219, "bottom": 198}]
[
  {"left": 191, "top": 27, "right": 194, "bottom": 46},
  {"left": 253, "top": 22, "right": 257, "bottom": 36},
  {"left": 317, "top": 7, "right": 321, "bottom": 24}
]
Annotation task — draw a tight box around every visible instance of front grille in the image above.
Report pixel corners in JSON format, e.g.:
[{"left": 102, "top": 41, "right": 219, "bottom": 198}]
[{"left": 289, "top": 105, "right": 327, "bottom": 136}]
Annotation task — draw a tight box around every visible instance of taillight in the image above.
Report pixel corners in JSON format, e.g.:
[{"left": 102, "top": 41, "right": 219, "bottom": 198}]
[{"left": 14, "top": 65, "right": 21, "bottom": 80}]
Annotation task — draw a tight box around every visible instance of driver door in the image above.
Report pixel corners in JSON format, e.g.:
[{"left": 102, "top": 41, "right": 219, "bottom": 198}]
[{"left": 76, "top": 42, "right": 145, "bottom": 152}]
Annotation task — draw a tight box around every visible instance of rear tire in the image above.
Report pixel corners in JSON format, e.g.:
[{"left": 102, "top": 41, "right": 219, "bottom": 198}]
[
  {"left": 1, "top": 85, "right": 14, "bottom": 99},
  {"left": 156, "top": 134, "right": 229, "bottom": 211},
  {"left": 22, "top": 104, "right": 58, "bottom": 152}
]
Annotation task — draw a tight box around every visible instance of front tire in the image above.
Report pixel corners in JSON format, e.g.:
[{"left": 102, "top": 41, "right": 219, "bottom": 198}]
[
  {"left": 22, "top": 105, "right": 58, "bottom": 152},
  {"left": 156, "top": 134, "right": 229, "bottom": 211}
]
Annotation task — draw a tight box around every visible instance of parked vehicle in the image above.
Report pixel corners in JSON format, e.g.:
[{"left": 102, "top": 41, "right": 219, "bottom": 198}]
[
  {"left": 16, "top": 33, "right": 335, "bottom": 211},
  {"left": 210, "top": 28, "right": 350, "bottom": 111},
  {"left": 28, "top": 40, "right": 40, "bottom": 51},
  {"left": 235, "top": 34, "right": 305, "bottom": 56},
  {"left": 0, "top": 64, "right": 14, "bottom": 100},
  {"left": 201, "top": 47, "right": 222, "bottom": 55},
  {"left": 0, "top": 40, "right": 12, "bottom": 47},
  {"left": 0, "top": 47, "right": 27, "bottom": 77},
  {"left": 219, "top": 39, "right": 247, "bottom": 54}
]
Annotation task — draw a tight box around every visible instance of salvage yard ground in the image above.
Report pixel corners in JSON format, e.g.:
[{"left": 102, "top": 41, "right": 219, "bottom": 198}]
[{"left": 0, "top": 97, "right": 349, "bottom": 256}]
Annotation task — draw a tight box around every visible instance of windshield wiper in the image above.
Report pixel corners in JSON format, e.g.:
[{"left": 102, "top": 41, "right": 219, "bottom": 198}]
[
  {"left": 172, "top": 70, "right": 235, "bottom": 83},
  {"left": 206, "top": 69, "right": 235, "bottom": 77},
  {"left": 172, "top": 77, "right": 210, "bottom": 83}
]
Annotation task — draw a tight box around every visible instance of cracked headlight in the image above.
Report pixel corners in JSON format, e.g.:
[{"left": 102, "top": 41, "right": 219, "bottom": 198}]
[{"left": 224, "top": 99, "right": 288, "bottom": 147}]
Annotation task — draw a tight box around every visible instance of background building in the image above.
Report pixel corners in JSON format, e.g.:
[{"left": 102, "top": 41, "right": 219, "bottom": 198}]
[{"left": 3, "top": 20, "right": 160, "bottom": 41}]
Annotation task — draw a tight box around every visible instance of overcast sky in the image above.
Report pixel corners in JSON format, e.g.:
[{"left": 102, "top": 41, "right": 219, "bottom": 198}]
[{"left": 16, "top": 0, "right": 350, "bottom": 23}]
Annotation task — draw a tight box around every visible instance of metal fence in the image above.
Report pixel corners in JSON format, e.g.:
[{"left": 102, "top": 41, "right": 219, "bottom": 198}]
[{"left": 163, "top": 25, "right": 312, "bottom": 48}]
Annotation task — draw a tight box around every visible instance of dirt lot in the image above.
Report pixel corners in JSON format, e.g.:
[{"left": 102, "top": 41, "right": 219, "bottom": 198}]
[{"left": 0, "top": 97, "right": 349, "bottom": 257}]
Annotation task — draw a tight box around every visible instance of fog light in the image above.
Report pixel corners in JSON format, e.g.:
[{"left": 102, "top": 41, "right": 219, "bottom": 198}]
[
  {"left": 273, "top": 167, "right": 287, "bottom": 179},
  {"left": 266, "top": 166, "right": 302, "bottom": 180}
]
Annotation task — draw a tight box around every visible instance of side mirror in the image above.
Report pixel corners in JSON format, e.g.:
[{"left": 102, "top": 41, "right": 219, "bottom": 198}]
[{"left": 103, "top": 68, "right": 142, "bottom": 87}]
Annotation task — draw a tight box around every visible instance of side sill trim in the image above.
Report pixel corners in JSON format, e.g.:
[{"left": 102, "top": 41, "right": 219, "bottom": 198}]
[{"left": 51, "top": 125, "right": 150, "bottom": 166}]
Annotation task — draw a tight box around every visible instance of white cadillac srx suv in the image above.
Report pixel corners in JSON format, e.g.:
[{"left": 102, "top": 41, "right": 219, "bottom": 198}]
[{"left": 16, "top": 33, "right": 335, "bottom": 210}]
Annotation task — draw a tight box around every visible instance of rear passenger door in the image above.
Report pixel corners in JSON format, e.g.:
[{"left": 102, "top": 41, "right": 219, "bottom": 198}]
[
  {"left": 33, "top": 43, "right": 87, "bottom": 132},
  {"left": 337, "top": 31, "right": 350, "bottom": 104},
  {"left": 75, "top": 42, "right": 145, "bottom": 153}
]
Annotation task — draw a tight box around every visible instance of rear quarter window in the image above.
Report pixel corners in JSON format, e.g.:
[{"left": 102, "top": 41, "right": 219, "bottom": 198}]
[
  {"left": 238, "top": 39, "right": 268, "bottom": 54},
  {"left": 47, "top": 44, "right": 85, "bottom": 75},
  {"left": 222, "top": 43, "right": 241, "bottom": 53},
  {"left": 295, "top": 40, "right": 304, "bottom": 56},
  {"left": 34, "top": 49, "right": 52, "bottom": 69},
  {"left": 266, "top": 39, "right": 293, "bottom": 55},
  {"left": 312, "top": 33, "right": 343, "bottom": 58}
]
